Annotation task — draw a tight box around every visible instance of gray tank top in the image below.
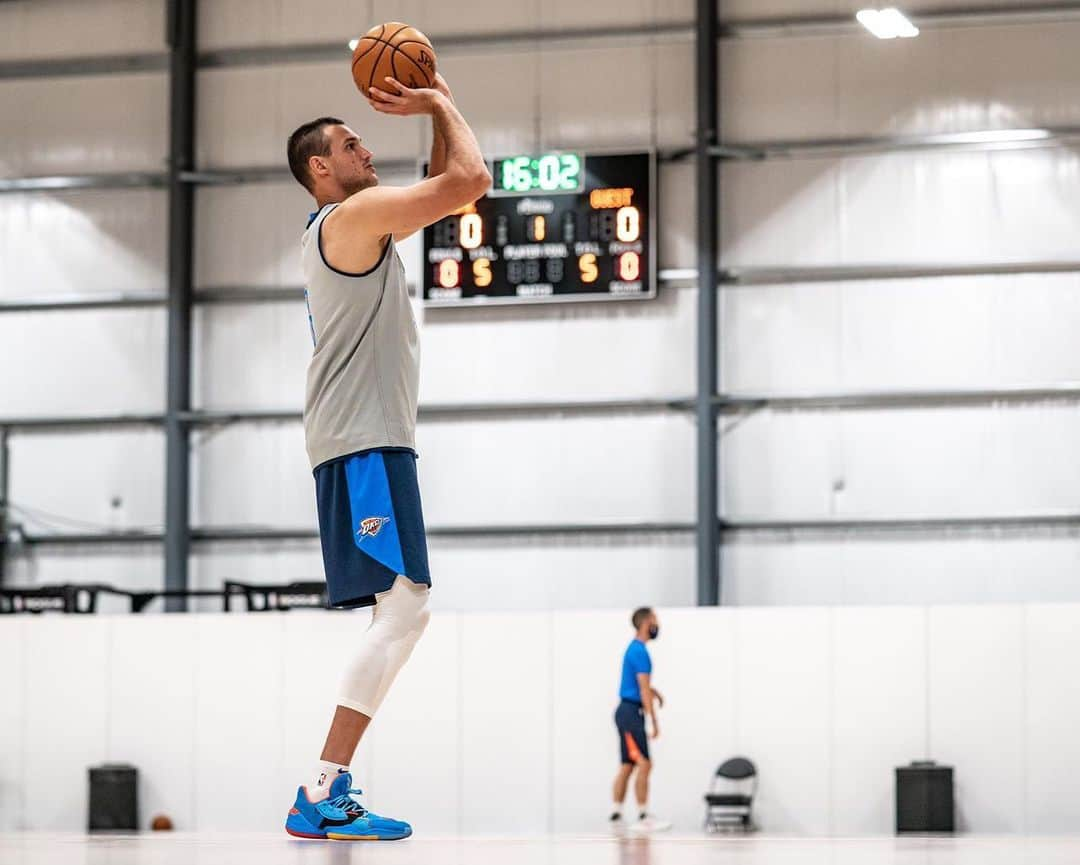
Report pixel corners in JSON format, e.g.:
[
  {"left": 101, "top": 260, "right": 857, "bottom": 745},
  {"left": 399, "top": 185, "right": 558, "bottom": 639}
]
[{"left": 301, "top": 203, "right": 419, "bottom": 469}]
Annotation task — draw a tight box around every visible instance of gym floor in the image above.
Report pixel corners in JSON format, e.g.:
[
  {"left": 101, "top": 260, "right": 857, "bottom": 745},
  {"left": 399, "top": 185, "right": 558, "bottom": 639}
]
[{"left": 3, "top": 833, "right": 1079, "bottom": 865}]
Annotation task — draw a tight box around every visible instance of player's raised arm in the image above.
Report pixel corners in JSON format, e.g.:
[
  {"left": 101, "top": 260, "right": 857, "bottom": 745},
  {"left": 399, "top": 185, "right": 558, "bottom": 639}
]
[{"left": 334, "top": 79, "right": 490, "bottom": 239}]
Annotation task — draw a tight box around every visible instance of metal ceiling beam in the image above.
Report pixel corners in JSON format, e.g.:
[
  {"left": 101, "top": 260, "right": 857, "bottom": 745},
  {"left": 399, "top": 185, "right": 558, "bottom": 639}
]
[
  {"left": 0, "top": 295, "right": 166, "bottom": 313},
  {"left": 2, "top": 4, "right": 1075, "bottom": 82},
  {"left": 0, "top": 173, "right": 166, "bottom": 193},
  {"left": 717, "top": 384, "right": 1080, "bottom": 413},
  {"left": 0, "top": 52, "right": 166, "bottom": 80},
  {"left": 19, "top": 510, "right": 1080, "bottom": 548},
  {"left": 8, "top": 381, "right": 1080, "bottom": 435},
  {"left": 722, "top": 260, "right": 1080, "bottom": 285}
]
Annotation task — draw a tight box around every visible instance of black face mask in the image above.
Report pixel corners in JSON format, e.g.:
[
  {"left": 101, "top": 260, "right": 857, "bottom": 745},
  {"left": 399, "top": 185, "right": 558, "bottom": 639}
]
[{"left": 648, "top": 625, "right": 659, "bottom": 640}]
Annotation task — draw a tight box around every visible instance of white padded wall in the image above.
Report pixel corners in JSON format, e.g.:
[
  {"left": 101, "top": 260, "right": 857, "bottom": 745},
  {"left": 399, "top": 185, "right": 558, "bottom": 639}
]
[
  {"left": 0, "top": 0, "right": 164, "bottom": 60},
  {"left": 5, "top": 603, "right": 1080, "bottom": 834},
  {"left": 723, "top": 274, "right": 1080, "bottom": 392},
  {"left": 0, "top": 191, "right": 167, "bottom": 299},
  {"left": 0, "top": 74, "right": 167, "bottom": 176},
  {"left": 722, "top": 149, "right": 1080, "bottom": 269},
  {"left": 721, "top": 22, "right": 1080, "bottom": 142}
]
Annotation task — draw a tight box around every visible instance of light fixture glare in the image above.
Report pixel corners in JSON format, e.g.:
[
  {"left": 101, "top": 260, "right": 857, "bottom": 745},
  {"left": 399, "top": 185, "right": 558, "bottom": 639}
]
[{"left": 857, "top": 7, "right": 919, "bottom": 38}]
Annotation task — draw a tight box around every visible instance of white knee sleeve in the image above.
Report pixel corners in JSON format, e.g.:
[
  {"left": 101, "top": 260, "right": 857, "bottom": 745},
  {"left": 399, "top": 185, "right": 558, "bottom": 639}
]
[{"left": 338, "top": 575, "right": 431, "bottom": 717}]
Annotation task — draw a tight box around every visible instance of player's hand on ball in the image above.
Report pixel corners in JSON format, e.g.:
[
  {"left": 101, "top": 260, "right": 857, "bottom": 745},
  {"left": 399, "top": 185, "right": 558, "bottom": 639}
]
[
  {"left": 368, "top": 77, "right": 440, "bottom": 116},
  {"left": 431, "top": 72, "right": 454, "bottom": 103}
]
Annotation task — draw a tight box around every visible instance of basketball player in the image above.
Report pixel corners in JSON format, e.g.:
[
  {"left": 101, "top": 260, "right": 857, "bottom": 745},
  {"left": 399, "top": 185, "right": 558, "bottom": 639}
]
[
  {"left": 282, "top": 73, "right": 490, "bottom": 840},
  {"left": 611, "top": 607, "right": 671, "bottom": 832}
]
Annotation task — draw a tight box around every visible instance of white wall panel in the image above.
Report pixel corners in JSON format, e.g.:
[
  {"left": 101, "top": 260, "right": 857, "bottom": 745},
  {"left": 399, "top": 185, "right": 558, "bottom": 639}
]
[
  {"left": 722, "top": 149, "right": 1080, "bottom": 268},
  {"left": 193, "top": 414, "right": 693, "bottom": 528},
  {"left": 0, "top": 0, "right": 164, "bottom": 60},
  {"left": 417, "top": 413, "right": 695, "bottom": 526},
  {"left": 719, "top": 0, "right": 1057, "bottom": 19},
  {"left": 539, "top": 46, "right": 653, "bottom": 150},
  {"left": 422, "top": 287, "right": 694, "bottom": 403},
  {"left": 0, "top": 190, "right": 166, "bottom": 299},
  {"left": 194, "top": 179, "right": 418, "bottom": 291},
  {"left": 928, "top": 606, "right": 1026, "bottom": 832},
  {"left": 723, "top": 273, "right": 1080, "bottom": 393},
  {"left": 0, "top": 309, "right": 165, "bottom": 416},
  {"left": 364, "top": 611, "right": 461, "bottom": 832},
  {"left": 108, "top": 616, "right": 198, "bottom": 830},
  {"left": 192, "top": 615, "right": 285, "bottom": 831},
  {"left": 645, "top": 608, "right": 738, "bottom": 832},
  {"left": 0, "top": 618, "right": 26, "bottom": 831},
  {"left": 723, "top": 405, "right": 1080, "bottom": 518},
  {"left": 461, "top": 612, "right": 551, "bottom": 833},
  {"left": 198, "top": 63, "right": 423, "bottom": 170},
  {"left": 831, "top": 607, "right": 927, "bottom": 835},
  {"left": 723, "top": 534, "right": 1080, "bottom": 607},
  {"left": 550, "top": 609, "right": 629, "bottom": 832},
  {"left": 9, "top": 430, "right": 164, "bottom": 534},
  {"left": 22, "top": 617, "right": 109, "bottom": 831},
  {"left": 190, "top": 424, "right": 313, "bottom": 527},
  {"left": 193, "top": 302, "right": 309, "bottom": 411},
  {"left": 281, "top": 612, "right": 378, "bottom": 794},
  {"left": 722, "top": 23, "right": 1080, "bottom": 142},
  {"left": 733, "top": 607, "right": 831, "bottom": 834},
  {"left": 188, "top": 536, "right": 696, "bottom": 611},
  {"left": 1025, "top": 604, "right": 1080, "bottom": 833},
  {"left": 435, "top": 50, "right": 540, "bottom": 158},
  {"left": 0, "top": 74, "right": 166, "bottom": 176}
]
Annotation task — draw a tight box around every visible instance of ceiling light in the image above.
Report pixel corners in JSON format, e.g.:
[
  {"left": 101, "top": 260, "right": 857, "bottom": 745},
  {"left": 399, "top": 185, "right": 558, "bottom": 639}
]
[
  {"left": 857, "top": 8, "right": 919, "bottom": 39},
  {"left": 348, "top": 38, "right": 359, "bottom": 51}
]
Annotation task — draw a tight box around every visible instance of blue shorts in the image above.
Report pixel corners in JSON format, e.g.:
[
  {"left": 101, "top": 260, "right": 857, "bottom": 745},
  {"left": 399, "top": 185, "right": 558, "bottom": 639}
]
[
  {"left": 615, "top": 699, "right": 649, "bottom": 764},
  {"left": 313, "top": 448, "right": 431, "bottom": 609}
]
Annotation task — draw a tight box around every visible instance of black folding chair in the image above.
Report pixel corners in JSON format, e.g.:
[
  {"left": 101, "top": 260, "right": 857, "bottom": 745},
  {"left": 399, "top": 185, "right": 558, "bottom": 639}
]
[{"left": 704, "top": 757, "right": 757, "bottom": 832}]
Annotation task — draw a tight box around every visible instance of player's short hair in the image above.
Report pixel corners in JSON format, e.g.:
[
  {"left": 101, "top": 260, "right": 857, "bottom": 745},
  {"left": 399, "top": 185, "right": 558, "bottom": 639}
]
[
  {"left": 287, "top": 116, "right": 345, "bottom": 192},
  {"left": 632, "top": 607, "right": 654, "bottom": 629}
]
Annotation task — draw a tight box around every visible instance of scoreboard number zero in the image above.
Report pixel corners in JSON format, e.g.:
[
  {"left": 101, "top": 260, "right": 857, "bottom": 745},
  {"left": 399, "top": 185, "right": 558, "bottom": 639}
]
[{"left": 422, "top": 151, "right": 656, "bottom": 307}]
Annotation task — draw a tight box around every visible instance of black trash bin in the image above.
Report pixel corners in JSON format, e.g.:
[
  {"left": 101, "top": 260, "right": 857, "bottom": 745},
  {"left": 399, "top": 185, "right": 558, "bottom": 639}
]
[
  {"left": 88, "top": 763, "right": 138, "bottom": 832},
  {"left": 896, "top": 761, "right": 954, "bottom": 833}
]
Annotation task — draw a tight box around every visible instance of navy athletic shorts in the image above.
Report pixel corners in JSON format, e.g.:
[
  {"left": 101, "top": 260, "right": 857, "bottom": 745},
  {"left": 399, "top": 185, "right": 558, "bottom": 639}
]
[
  {"left": 615, "top": 698, "right": 649, "bottom": 764},
  {"left": 313, "top": 448, "right": 431, "bottom": 609}
]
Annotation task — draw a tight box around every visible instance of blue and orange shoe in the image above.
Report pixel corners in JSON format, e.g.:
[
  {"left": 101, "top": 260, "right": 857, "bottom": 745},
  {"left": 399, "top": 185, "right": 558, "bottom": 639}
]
[{"left": 285, "top": 771, "right": 412, "bottom": 841}]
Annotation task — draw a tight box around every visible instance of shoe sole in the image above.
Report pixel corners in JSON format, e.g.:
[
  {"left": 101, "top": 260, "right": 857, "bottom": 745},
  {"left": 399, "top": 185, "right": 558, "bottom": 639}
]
[{"left": 326, "top": 828, "right": 412, "bottom": 841}]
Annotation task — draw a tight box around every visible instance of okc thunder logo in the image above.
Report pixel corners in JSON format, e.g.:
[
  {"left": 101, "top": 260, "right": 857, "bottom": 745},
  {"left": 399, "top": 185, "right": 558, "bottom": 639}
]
[{"left": 357, "top": 516, "right": 390, "bottom": 539}]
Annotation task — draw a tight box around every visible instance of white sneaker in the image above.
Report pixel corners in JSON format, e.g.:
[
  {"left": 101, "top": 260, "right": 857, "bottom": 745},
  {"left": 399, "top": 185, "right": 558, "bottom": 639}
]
[{"left": 630, "top": 814, "right": 672, "bottom": 833}]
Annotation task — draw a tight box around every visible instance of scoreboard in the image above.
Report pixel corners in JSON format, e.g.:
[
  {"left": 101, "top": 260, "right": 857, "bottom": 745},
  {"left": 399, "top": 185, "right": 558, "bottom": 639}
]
[{"left": 422, "top": 151, "right": 655, "bottom": 306}]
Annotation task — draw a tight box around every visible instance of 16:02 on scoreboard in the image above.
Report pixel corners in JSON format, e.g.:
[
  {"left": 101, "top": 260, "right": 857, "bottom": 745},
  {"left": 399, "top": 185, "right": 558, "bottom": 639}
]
[{"left": 422, "top": 151, "right": 655, "bottom": 306}]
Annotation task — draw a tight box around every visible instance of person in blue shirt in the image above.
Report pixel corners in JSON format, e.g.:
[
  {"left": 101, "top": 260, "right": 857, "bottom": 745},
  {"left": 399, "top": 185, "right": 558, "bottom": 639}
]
[{"left": 610, "top": 607, "right": 670, "bottom": 832}]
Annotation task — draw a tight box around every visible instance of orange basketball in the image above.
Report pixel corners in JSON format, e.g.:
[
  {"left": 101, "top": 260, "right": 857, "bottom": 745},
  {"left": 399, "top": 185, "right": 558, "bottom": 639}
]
[{"left": 351, "top": 22, "right": 437, "bottom": 95}]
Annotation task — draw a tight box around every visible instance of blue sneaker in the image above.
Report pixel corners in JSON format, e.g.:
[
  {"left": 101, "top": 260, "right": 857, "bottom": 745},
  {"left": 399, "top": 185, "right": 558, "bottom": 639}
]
[{"left": 285, "top": 771, "right": 412, "bottom": 841}]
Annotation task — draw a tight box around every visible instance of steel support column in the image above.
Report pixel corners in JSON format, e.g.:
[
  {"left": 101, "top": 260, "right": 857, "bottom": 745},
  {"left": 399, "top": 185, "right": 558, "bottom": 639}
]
[
  {"left": 696, "top": 0, "right": 720, "bottom": 606},
  {"left": 164, "top": 0, "right": 197, "bottom": 612}
]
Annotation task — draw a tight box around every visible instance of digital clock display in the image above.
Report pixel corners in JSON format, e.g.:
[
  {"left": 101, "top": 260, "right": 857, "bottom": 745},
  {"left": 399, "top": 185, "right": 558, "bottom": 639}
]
[
  {"left": 422, "top": 151, "right": 655, "bottom": 307},
  {"left": 490, "top": 152, "right": 583, "bottom": 196}
]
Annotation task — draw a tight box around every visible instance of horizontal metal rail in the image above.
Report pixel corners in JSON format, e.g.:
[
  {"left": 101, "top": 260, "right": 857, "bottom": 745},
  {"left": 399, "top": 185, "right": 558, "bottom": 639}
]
[
  {"left": 0, "top": 294, "right": 166, "bottom": 312},
  {"left": 8, "top": 122, "right": 1080, "bottom": 195},
  {"left": 3, "top": 5, "right": 1078, "bottom": 81},
  {"left": 18, "top": 511, "right": 1080, "bottom": 547},
  {"left": 8, "top": 382, "right": 1080, "bottom": 433}
]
